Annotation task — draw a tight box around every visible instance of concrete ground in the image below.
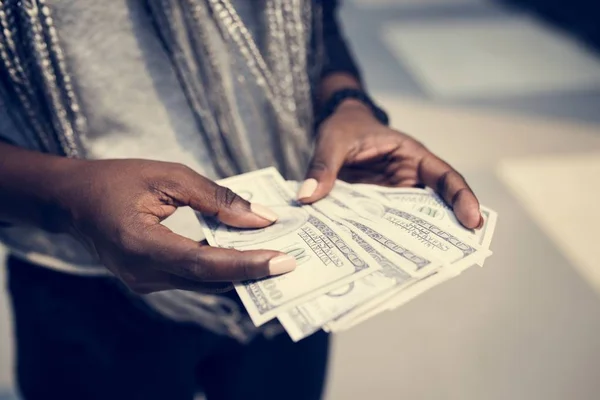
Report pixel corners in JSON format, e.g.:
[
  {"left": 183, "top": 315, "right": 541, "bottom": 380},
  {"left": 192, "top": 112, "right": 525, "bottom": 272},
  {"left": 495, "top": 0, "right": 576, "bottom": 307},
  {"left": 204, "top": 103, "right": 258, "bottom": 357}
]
[{"left": 2, "top": 0, "right": 600, "bottom": 399}]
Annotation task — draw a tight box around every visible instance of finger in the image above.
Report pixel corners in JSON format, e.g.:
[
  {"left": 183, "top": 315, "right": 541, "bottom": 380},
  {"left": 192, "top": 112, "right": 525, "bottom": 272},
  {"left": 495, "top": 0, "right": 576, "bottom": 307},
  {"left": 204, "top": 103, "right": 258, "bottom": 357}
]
[
  {"left": 161, "top": 165, "right": 279, "bottom": 228},
  {"left": 298, "top": 133, "right": 348, "bottom": 204},
  {"left": 417, "top": 154, "right": 482, "bottom": 229},
  {"left": 140, "top": 225, "right": 297, "bottom": 282}
]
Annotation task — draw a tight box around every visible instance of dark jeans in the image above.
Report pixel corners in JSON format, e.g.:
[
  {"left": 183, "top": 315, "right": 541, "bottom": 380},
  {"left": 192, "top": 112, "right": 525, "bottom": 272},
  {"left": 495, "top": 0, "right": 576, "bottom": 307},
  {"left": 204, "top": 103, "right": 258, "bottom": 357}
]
[{"left": 6, "top": 257, "right": 330, "bottom": 400}]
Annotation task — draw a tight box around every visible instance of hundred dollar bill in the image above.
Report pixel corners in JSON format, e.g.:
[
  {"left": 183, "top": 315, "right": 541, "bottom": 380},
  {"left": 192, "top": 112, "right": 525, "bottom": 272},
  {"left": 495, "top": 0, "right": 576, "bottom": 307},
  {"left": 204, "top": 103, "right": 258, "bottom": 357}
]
[
  {"left": 283, "top": 181, "right": 499, "bottom": 336},
  {"left": 289, "top": 180, "right": 498, "bottom": 255},
  {"left": 324, "top": 270, "right": 451, "bottom": 333},
  {"left": 278, "top": 213, "right": 443, "bottom": 341},
  {"left": 278, "top": 268, "right": 407, "bottom": 341},
  {"left": 326, "top": 183, "right": 491, "bottom": 275},
  {"left": 290, "top": 180, "right": 489, "bottom": 318},
  {"left": 282, "top": 182, "right": 428, "bottom": 334},
  {"left": 313, "top": 193, "right": 445, "bottom": 276},
  {"left": 199, "top": 168, "right": 382, "bottom": 327},
  {"left": 317, "top": 184, "right": 493, "bottom": 332},
  {"left": 322, "top": 269, "right": 439, "bottom": 333},
  {"left": 325, "top": 203, "right": 497, "bottom": 333},
  {"left": 287, "top": 181, "right": 496, "bottom": 330},
  {"left": 353, "top": 184, "right": 498, "bottom": 261}
]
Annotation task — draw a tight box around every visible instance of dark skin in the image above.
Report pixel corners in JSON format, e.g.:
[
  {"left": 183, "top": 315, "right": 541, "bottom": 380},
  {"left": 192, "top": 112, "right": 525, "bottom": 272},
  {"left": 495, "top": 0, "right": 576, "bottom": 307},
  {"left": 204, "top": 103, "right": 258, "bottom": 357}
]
[
  {"left": 0, "top": 74, "right": 481, "bottom": 295},
  {"left": 0, "top": 144, "right": 287, "bottom": 294},
  {"left": 299, "top": 73, "right": 483, "bottom": 229}
]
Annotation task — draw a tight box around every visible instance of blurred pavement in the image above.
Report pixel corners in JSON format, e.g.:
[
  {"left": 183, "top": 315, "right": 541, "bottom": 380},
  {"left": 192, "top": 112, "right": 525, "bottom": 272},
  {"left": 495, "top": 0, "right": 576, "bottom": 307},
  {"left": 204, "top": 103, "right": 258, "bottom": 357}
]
[
  {"left": 1, "top": 0, "right": 600, "bottom": 399},
  {"left": 326, "top": 1, "right": 600, "bottom": 399}
]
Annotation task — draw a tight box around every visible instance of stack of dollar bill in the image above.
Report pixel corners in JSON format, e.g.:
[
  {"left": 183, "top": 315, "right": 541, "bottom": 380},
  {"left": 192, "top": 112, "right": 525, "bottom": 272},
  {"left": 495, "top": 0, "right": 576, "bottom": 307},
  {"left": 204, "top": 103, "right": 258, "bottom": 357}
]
[{"left": 199, "top": 167, "right": 497, "bottom": 341}]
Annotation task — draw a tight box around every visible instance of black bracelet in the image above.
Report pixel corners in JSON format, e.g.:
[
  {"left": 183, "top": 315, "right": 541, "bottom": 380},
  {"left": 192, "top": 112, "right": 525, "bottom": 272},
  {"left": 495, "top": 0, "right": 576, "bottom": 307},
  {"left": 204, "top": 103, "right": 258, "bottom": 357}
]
[{"left": 315, "top": 88, "right": 389, "bottom": 131}]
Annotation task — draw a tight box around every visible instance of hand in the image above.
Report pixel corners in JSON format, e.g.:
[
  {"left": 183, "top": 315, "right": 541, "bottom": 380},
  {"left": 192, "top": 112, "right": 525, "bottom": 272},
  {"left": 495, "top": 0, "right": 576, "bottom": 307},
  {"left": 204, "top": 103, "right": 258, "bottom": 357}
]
[
  {"left": 297, "top": 100, "right": 483, "bottom": 229},
  {"left": 58, "top": 159, "right": 296, "bottom": 294}
]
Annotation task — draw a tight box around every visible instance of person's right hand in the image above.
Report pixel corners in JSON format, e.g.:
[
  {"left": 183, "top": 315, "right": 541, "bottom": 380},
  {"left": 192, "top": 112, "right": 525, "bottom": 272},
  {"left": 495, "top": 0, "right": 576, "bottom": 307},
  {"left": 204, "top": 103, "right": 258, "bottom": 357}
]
[{"left": 57, "top": 159, "right": 296, "bottom": 294}]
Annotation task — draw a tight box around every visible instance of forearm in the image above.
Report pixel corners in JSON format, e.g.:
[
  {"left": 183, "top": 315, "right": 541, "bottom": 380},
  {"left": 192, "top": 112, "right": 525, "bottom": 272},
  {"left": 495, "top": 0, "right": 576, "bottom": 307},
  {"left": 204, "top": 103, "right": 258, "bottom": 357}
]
[
  {"left": 320, "top": 0, "right": 361, "bottom": 83},
  {"left": 317, "top": 1, "right": 369, "bottom": 111},
  {"left": 0, "top": 142, "right": 79, "bottom": 232}
]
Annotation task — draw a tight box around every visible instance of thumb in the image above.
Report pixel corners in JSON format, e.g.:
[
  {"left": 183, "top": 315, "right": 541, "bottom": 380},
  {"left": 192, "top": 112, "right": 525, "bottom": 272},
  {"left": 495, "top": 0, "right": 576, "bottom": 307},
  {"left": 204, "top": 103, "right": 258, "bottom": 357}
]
[
  {"left": 297, "top": 134, "right": 348, "bottom": 204},
  {"left": 137, "top": 225, "right": 296, "bottom": 283}
]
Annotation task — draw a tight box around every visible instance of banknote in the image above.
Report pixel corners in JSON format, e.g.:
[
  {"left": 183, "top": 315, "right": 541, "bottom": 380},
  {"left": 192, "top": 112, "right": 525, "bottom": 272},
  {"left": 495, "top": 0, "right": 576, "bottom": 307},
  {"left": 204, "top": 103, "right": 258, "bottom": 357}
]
[
  {"left": 352, "top": 184, "right": 498, "bottom": 264},
  {"left": 277, "top": 208, "right": 443, "bottom": 341},
  {"left": 281, "top": 182, "right": 487, "bottom": 339},
  {"left": 289, "top": 181, "right": 497, "bottom": 255},
  {"left": 200, "top": 168, "right": 382, "bottom": 326},
  {"left": 324, "top": 268, "right": 461, "bottom": 333},
  {"left": 325, "top": 218, "right": 496, "bottom": 332},
  {"left": 278, "top": 266, "right": 407, "bottom": 341},
  {"left": 314, "top": 183, "right": 495, "bottom": 332},
  {"left": 322, "top": 270, "right": 441, "bottom": 332},
  {"left": 200, "top": 175, "right": 498, "bottom": 336},
  {"left": 278, "top": 184, "right": 419, "bottom": 341},
  {"left": 326, "top": 183, "right": 491, "bottom": 276},
  {"left": 312, "top": 194, "right": 446, "bottom": 277}
]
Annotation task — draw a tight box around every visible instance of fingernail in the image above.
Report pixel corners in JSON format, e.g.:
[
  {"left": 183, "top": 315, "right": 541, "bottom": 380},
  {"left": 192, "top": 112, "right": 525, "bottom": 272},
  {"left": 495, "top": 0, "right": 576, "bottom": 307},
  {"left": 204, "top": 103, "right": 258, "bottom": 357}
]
[
  {"left": 251, "top": 203, "right": 278, "bottom": 222},
  {"left": 476, "top": 214, "right": 484, "bottom": 230},
  {"left": 268, "top": 254, "right": 297, "bottom": 275},
  {"left": 297, "top": 178, "right": 318, "bottom": 200}
]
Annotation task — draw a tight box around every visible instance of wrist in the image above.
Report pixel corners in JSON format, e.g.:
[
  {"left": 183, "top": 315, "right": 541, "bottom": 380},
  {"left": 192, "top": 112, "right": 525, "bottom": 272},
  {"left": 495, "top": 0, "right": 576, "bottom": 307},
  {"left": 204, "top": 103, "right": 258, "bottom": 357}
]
[
  {"left": 314, "top": 89, "right": 389, "bottom": 131},
  {"left": 46, "top": 157, "right": 92, "bottom": 234},
  {"left": 336, "top": 98, "right": 372, "bottom": 113},
  {"left": 0, "top": 143, "right": 87, "bottom": 234}
]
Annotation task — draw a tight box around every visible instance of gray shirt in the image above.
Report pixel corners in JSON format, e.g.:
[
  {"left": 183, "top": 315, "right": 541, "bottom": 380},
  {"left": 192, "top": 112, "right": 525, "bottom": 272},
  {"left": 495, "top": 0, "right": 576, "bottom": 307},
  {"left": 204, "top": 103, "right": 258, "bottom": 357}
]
[
  {"left": 0, "top": 0, "right": 287, "bottom": 340},
  {"left": 0, "top": 0, "right": 274, "bottom": 267}
]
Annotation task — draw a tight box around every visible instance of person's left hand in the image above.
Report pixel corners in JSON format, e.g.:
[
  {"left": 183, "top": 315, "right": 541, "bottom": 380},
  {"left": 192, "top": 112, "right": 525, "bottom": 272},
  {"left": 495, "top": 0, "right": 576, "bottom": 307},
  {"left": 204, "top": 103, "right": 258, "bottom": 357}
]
[{"left": 297, "top": 99, "right": 483, "bottom": 229}]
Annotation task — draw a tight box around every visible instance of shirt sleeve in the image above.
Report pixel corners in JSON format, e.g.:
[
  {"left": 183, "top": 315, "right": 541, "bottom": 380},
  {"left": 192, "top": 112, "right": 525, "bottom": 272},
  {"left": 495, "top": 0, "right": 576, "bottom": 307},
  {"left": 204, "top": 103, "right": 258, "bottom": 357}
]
[
  {"left": 0, "top": 96, "right": 36, "bottom": 149},
  {"left": 320, "top": 0, "right": 363, "bottom": 82},
  {"left": 0, "top": 99, "right": 29, "bottom": 228}
]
